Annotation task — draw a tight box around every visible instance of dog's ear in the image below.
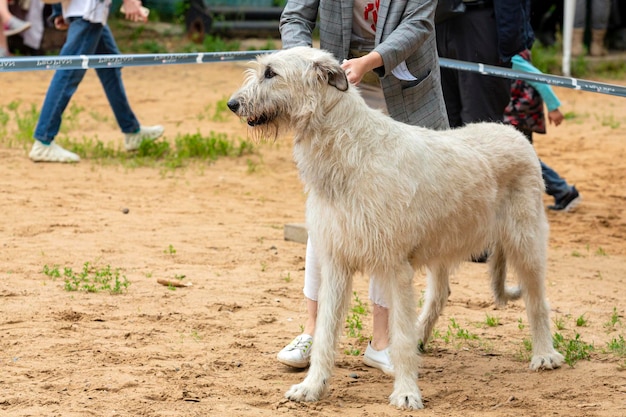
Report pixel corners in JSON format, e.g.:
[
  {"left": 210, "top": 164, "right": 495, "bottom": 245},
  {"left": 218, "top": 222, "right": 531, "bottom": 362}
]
[
  {"left": 328, "top": 68, "right": 349, "bottom": 92},
  {"left": 313, "top": 60, "right": 349, "bottom": 92}
]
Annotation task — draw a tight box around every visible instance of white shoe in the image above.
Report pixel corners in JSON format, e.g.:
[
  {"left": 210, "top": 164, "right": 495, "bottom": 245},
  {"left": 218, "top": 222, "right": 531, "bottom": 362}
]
[
  {"left": 4, "top": 17, "right": 31, "bottom": 37},
  {"left": 277, "top": 334, "right": 313, "bottom": 368},
  {"left": 363, "top": 341, "right": 394, "bottom": 376},
  {"left": 124, "top": 125, "right": 164, "bottom": 151},
  {"left": 29, "top": 141, "right": 80, "bottom": 163}
]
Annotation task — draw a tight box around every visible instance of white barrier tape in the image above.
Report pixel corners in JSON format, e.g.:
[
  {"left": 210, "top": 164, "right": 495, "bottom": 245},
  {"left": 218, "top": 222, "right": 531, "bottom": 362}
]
[
  {"left": 439, "top": 57, "right": 626, "bottom": 98},
  {"left": 0, "top": 51, "right": 267, "bottom": 73},
  {"left": 1, "top": 51, "right": 625, "bottom": 98}
]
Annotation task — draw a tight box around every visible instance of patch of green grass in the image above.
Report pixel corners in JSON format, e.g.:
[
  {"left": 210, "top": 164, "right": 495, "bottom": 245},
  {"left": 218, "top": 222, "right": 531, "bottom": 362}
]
[
  {"left": 563, "top": 111, "right": 578, "bottom": 120},
  {"left": 0, "top": 102, "right": 256, "bottom": 170},
  {"left": 516, "top": 337, "right": 533, "bottom": 362},
  {"left": 449, "top": 317, "right": 479, "bottom": 341},
  {"left": 592, "top": 59, "right": 626, "bottom": 79},
  {"left": 605, "top": 307, "right": 622, "bottom": 331},
  {"left": 599, "top": 115, "right": 621, "bottom": 130},
  {"left": 605, "top": 335, "right": 626, "bottom": 356},
  {"left": 531, "top": 42, "right": 562, "bottom": 75},
  {"left": 181, "top": 34, "right": 241, "bottom": 53},
  {"left": 553, "top": 332, "right": 594, "bottom": 367},
  {"left": 4, "top": 100, "right": 39, "bottom": 146},
  {"left": 437, "top": 318, "right": 479, "bottom": 346},
  {"left": 576, "top": 314, "right": 589, "bottom": 327},
  {"left": 211, "top": 97, "right": 231, "bottom": 122},
  {"left": 164, "top": 244, "right": 177, "bottom": 255},
  {"left": 246, "top": 158, "right": 259, "bottom": 174},
  {"left": 43, "top": 262, "right": 130, "bottom": 294},
  {"left": 553, "top": 316, "right": 567, "bottom": 331},
  {"left": 344, "top": 292, "right": 368, "bottom": 355},
  {"left": 485, "top": 314, "right": 500, "bottom": 327}
]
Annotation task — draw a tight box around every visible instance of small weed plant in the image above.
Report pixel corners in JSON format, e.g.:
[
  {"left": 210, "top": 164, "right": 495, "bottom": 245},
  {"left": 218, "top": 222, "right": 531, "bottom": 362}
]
[
  {"left": 43, "top": 262, "right": 130, "bottom": 294},
  {"left": 605, "top": 335, "right": 626, "bottom": 356},
  {"left": 344, "top": 291, "right": 369, "bottom": 356},
  {"left": 553, "top": 316, "right": 567, "bottom": 331},
  {"left": 576, "top": 314, "right": 589, "bottom": 327},
  {"left": 437, "top": 318, "right": 479, "bottom": 346},
  {"left": 485, "top": 314, "right": 500, "bottom": 327},
  {"left": 605, "top": 307, "right": 622, "bottom": 331},
  {"left": 553, "top": 332, "right": 593, "bottom": 367}
]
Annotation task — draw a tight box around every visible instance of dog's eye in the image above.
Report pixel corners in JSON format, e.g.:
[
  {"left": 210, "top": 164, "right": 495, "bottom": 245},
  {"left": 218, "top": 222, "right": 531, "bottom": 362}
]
[{"left": 264, "top": 66, "right": 276, "bottom": 79}]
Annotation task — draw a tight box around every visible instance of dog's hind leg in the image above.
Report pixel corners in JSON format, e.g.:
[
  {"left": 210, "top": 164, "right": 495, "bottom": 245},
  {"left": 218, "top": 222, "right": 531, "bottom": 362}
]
[
  {"left": 503, "top": 200, "right": 564, "bottom": 370},
  {"left": 387, "top": 262, "right": 424, "bottom": 410},
  {"left": 514, "top": 254, "right": 564, "bottom": 370},
  {"left": 285, "top": 261, "right": 353, "bottom": 402},
  {"left": 415, "top": 264, "right": 451, "bottom": 350},
  {"left": 490, "top": 243, "right": 522, "bottom": 307}
]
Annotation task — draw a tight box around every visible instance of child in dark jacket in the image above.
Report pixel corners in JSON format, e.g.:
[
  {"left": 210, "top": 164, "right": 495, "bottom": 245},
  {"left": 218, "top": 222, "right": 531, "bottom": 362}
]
[{"left": 504, "top": 49, "right": 581, "bottom": 212}]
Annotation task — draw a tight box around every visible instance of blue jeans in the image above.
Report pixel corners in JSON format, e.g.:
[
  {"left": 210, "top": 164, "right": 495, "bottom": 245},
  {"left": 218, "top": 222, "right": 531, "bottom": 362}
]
[
  {"left": 34, "top": 18, "right": 139, "bottom": 144},
  {"left": 541, "top": 160, "right": 571, "bottom": 201},
  {"left": 517, "top": 128, "right": 571, "bottom": 201}
]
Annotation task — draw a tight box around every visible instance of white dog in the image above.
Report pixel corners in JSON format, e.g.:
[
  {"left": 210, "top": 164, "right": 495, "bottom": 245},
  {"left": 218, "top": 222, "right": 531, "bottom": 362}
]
[{"left": 228, "top": 47, "right": 564, "bottom": 410}]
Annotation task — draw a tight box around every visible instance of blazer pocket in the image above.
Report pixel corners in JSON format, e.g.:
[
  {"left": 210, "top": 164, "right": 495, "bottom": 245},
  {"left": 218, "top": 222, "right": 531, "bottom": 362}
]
[{"left": 399, "top": 69, "right": 432, "bottom": 90}]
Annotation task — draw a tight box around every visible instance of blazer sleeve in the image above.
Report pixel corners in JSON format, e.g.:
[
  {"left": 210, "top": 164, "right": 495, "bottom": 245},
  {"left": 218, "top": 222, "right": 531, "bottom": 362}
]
[{"left": 279, "top": 0, "right": 320, "bottom": 49}]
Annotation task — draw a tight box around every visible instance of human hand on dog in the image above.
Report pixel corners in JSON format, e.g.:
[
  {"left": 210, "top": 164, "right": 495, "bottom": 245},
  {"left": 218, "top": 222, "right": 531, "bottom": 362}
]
[{"left": 341, "top": 52, "right": 383, "bottom": 85}]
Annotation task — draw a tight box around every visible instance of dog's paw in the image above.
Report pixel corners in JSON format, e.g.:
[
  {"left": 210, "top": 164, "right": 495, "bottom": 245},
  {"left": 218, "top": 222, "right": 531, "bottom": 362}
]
[
  {"left": 389, "top": 389, "right": 424, "bottom": 410},
  {"left": 285, "top": 381, "right": 325, "bottom": 403},
  {"left": 530, "top": 351, "right": 565, "bottom": 370}
]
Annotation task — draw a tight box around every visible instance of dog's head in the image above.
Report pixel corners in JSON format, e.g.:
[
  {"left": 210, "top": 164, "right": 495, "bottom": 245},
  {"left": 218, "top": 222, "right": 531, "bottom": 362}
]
[{"left": 227, "top": 47, "right": 349, "bottom": 138}]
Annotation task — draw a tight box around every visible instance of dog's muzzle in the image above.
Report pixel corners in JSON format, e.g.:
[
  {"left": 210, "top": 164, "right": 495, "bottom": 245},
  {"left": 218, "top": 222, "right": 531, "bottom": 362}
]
[{"left": 227, "top": 98, "right": 270, "bottom": 126}]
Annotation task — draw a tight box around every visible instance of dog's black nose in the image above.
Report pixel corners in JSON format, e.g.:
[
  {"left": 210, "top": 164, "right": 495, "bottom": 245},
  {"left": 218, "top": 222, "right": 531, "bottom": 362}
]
[{"left": 227, "top": 99, "right": 240, "bottom": 113}]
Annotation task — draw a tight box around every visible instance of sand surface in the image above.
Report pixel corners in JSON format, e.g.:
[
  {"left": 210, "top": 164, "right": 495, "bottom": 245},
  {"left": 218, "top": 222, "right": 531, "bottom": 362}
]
[{"left": 0, "top": 57, "right": 625, "bottom": 416}]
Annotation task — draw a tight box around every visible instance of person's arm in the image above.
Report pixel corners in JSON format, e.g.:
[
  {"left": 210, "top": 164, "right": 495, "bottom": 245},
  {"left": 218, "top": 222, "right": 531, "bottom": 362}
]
[
  {"left": 510, "top": 55, "right": 561, "bottom": 112},
  {"left": 341, "top": 52, "right": 383, "bottom": 85},
  {"left": 279, "top": 0, "right": 320, "bottom": 49}
]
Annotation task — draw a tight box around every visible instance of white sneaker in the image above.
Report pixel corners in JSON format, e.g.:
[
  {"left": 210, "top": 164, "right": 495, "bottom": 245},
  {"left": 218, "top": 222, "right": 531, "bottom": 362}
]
[
  {"left": 29, "top": 141, "right": 80, "bottom": 163},
  {"left": 124, "top": 125, "right": 164, "bottom": 151},
  {"left": 4, "top": 17, "right": 31, "bottom": 37},
  {"left": 363, "top": 341, "right": 394, "bottom": 376},
  {"left": 277, "top": 334, "right": 313, "bottom": 368}
]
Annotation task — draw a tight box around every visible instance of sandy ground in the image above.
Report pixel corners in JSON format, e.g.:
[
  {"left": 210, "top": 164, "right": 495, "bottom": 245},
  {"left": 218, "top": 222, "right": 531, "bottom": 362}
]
[{"left": 0, "top": 55, "right": 625, "bottom": 417}]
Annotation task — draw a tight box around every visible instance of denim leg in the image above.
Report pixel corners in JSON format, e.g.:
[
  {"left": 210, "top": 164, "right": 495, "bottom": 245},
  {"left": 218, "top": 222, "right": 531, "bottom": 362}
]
[
  {"left": 94, "top": 26, "right": 140, "bottom": 133},
  {"left": 33, "top": 19, "right": 104, "bottom": 144},
  {"left": 541, "top": 160, "right": 571, "bottom": 201}
]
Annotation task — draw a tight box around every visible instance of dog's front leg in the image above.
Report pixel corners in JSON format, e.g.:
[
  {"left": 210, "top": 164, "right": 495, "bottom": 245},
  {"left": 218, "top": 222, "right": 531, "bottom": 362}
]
[
  {"left": 285, "top": 262, "right": 353, "bottom": 402},
  {"left": 387, "top": 262, "right": 424, "bottom": 410}
]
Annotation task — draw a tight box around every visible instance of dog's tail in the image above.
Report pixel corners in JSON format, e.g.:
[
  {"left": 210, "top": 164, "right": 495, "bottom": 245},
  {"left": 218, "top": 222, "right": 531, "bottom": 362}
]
[{"left": 489, "top": 244, "right": 522, "bottom": 307}]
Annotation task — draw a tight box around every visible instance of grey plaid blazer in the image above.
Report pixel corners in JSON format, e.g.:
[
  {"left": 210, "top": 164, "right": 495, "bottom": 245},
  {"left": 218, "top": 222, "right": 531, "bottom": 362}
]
[{"left": 280, "top": 0, "right": 449, "bottom": 130}]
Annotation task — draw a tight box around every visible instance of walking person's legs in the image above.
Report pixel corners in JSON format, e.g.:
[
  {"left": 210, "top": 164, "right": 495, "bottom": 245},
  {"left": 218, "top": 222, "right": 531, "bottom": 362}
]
[{"left": 30, "top": 18, "right": 104, "bottom": 162}]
